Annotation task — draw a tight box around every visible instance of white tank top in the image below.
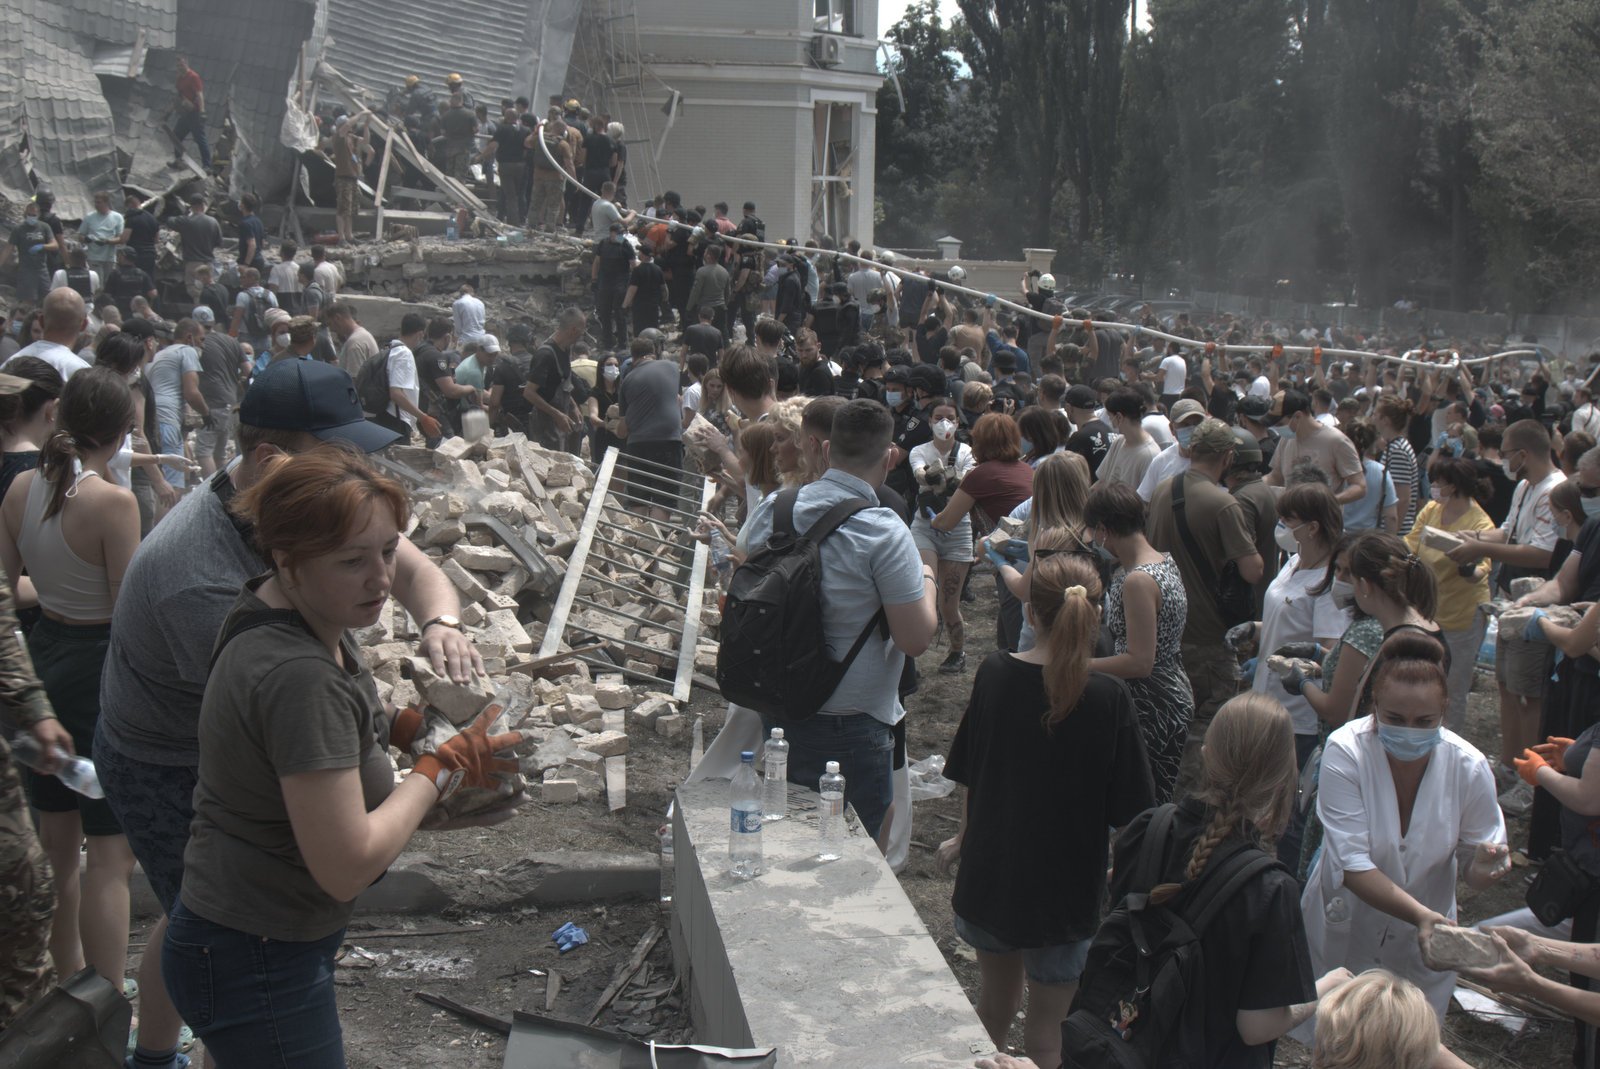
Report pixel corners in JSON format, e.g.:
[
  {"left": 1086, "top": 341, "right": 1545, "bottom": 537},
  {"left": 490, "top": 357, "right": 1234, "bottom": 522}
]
[{"left": 16, "top": 465, "right": 116, "bottom": 619}]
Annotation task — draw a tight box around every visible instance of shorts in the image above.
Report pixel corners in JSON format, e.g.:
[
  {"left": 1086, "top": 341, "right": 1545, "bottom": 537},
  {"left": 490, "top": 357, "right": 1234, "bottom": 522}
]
[
  {"left": 159, "top": 422, "right": 187, "bottom": 487},
  {"left": 23, "top": 618, "right": 119, "bottom": 836},
  {"left": 620, "top": 440, "right": 685, "bottom": 511},
  {"left": 911, "top": 517, "right": 975, "bottom": 562},
  {"left": 93, "top": 729, "right": 196, "bottom": 914},
  {"left": 194, "top": 405, "right": 235, "bottom": 464},
  {"left": 1496, "top": 629, "right": 1554, "bottom": 699},
  {"left": 952, "top": 913, "right": 1092, "bottom": 985},
  {"left": 335, "top": 176, "right": 358, "bottom": 221}
]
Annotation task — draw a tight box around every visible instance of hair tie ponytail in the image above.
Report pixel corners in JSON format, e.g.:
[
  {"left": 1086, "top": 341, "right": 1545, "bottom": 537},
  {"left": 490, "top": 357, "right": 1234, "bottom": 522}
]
[{"left": 1063, "top": 584, "right": 1087, "bottom": 600}]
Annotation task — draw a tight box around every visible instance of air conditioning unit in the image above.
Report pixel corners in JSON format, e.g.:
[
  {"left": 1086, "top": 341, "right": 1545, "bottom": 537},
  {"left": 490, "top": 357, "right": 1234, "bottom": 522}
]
[{"left": 813, "top": 33, "right": 844, "bottom": 67}]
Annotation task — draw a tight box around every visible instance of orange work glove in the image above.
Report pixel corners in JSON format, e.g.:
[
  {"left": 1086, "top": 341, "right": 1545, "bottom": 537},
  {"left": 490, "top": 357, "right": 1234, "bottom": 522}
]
[
  {"left": 1271, "top": 343, "right": 1284, "bottom": 359},
  {"left": 1514, "top": 749, "right": 1549, "bottom": 787},
  {"left": 1531, "top": 736, "right": 1577, "bottom": 774},
  {"left": 388, "top": 705, "right": 424, "bottom": 752},
  {"left": 1205, "top": 341, "right": 1216, "bottom": 353},
  {"left": 1312, "top": 345, "right": 1323, "bottom": 365},
  {"left": 1082, "top": 318, "right": 1093, "bottom": 333},
  {"left": 1052, "top": 314, "right": 1064, "bottom": 329},
  {"left": 418, "top": 413, "right": 443, "bottom": 440},
  {"left": 412, "top": 704, "right": 524, "bottom": 800}
]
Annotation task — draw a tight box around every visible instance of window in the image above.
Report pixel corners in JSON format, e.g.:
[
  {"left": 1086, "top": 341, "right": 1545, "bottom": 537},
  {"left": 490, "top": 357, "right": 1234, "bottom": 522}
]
[{"left": 813, "top": 0, "right": 857, "bottom": 37}]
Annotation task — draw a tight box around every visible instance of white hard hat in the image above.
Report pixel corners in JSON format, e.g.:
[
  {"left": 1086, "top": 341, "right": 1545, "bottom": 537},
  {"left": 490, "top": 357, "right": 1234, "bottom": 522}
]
[
  {"left": 879, "top": 249, "right": 897, "bottom": 265},
  {"left": 947, "top": 265, "right": 966, "bottom": 282},
  {"left": 1039, "top": 273, "right": 1056, "bottom": 291}
]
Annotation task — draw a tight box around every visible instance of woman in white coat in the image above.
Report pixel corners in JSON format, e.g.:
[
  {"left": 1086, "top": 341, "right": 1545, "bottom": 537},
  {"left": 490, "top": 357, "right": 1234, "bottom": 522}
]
[{"left": 1301, "top": 631, "right": 1511, "bottom": 1023}]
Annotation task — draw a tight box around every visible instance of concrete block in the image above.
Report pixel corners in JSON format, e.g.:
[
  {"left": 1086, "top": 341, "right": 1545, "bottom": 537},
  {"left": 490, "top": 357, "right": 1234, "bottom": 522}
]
[
  {"left": 594, "top": 680, "right": 633, "bottom": 710},
  {"left": 451, "top": 544, "right": 519, "bottom": 573},
  {"left": 483, "top": 591, "right": 520, "bottom": 612},
  {"left": 655, "top": 713, "right": 686, "bottom": 739},
  {"left": 460, "top": 601, "right": 487, "bottom": 627},
  {"left": 480, "top": 609, "right": 534, "bottom": 654},
  {"left": 540, "top": 773, "right": 581, "bottom": 803},
  {"left": 1422, "top": 924, "right": 1503, "bottom": 970},
  {"left": 352, "top": 852, "right": 455, "bottom": 913},
  {"left": 423, "top": 519, "right": 466, "bottom": 547},
  {"left": 439, "top": 558, "right": 489, "bottom": 603},
  {"left": 630, "top": 696, "right": 674, "bottom": 729},
  {"left": 558, "top": 692, "right": 604, "bottom": 726},
  {"left": 335, "top": 294, "right": 448, "bottom": 339},
  {"left": 478, "top": 490, "right": 531, "bottom": 524},
  {"left": 434, "top": 436, "right": 473, "bottom": 461},
  {"left": 576, "top": 729, "right": 628, "bottom": 758},
  {"left": 410, "top": 657, "right": 496, "bottom": 723}
]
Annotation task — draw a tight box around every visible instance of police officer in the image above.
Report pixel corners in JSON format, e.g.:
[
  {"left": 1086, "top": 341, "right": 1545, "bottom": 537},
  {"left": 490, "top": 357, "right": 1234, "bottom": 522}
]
[{"left": 886, "top": 363, "right": 945, "bottom": 501}]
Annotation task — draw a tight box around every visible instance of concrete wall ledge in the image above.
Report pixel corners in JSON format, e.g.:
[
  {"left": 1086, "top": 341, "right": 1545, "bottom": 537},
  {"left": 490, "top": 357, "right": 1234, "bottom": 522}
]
[{"left": 671, "top": 779, "right": 994, "bottom": 1067}]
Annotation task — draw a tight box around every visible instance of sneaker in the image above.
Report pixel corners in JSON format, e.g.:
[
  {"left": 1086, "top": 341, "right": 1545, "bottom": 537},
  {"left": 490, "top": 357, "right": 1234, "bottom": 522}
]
[
  {"left": 1499, "top": 781, "right": 1535, "bottom": 817},
  {"left": 938, "top": 650, "right": 967, "bottom": 675}
]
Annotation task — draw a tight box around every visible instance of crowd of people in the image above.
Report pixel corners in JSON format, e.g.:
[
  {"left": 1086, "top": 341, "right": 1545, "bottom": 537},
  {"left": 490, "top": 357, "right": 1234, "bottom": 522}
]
[{"left": 8, "top": 159, "right": 1600, "bottom": 1068}]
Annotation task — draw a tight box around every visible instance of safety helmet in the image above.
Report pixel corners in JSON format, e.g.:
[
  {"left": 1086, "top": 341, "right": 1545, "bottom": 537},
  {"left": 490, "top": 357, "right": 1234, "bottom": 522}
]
[
  {"left": 947, "top": 265, "right": 966, "bottom": 283},
  {"left": 404, "top": 75, "right": 420, "bottom": 88}
]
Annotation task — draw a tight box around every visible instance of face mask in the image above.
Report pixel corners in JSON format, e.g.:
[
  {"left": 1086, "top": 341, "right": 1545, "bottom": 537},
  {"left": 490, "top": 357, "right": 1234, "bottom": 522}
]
[
  {"left": 1584, "top": 496, "right": 1600, "bottom": 520},
  {"left": 885, "top": 390, "right": 903, "bottom": 408},
  {"left": 932, "top": 419, "right": 956, "bottom": 441},
  {"left": 1275, "top": 521, "right": 1301, "bottom": 554},
  {"left": 1429, "top": 486, "right": 1442, "bottom": 502},
  {"left": 1501, "top": 459, "right": 1519, "bottom": 481},
  {"left": 1378, "top": 722, "right": 1443, "bottom": 762},
  {"left": 273, "top": 332, "right": 290, "bottom": 349},
  {"left": 603, "top": 365, "right": 620, "bottom": 381},
  {"left": 1175, "top": 425, "right": 1195, "bottom": 448},
  {"left": 1331, "top": 578, "right": 1357, "bottom": 612},
  {"left": 1019, "top": 437, "right": 1034, "bottom": 455}
]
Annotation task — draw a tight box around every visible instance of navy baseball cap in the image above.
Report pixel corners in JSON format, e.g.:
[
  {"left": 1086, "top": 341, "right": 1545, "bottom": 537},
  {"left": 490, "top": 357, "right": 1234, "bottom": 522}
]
[{"left": 239, "top": 360, "right": 400, "bottom": 453}]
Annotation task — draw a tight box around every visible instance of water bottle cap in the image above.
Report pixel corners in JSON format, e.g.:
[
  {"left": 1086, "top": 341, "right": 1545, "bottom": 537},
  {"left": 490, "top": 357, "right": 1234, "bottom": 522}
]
[
  {"left": 825, "top": 761, "right": 840, "bottom": 773},
  {"left": 771, "top": 728, "right": 784, "bottom": 739},
  {"left": 740, "top": 751, "right": 755, "bottom": 762}
]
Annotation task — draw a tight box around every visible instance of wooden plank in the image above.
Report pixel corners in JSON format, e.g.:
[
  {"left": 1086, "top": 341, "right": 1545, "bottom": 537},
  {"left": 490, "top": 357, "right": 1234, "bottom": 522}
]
[
  {"left": 538, "top": 447, "right": 621, "bottom": 658},
  {"left": 544, "top": 970, "right": 562, "bottom": 1011},
  {"left": 586, "top": 925, "right": 662, "bottom": 1025},
  {"left": 372, "top": 129, "right": 396, "bottom": 242},
  {"left": 415, "top": 991, "right": 511, "bottom": 1035},
  {"left": 672, "top": 474, "right": 716, "bottom": 703},
  {"left": 604, "top": 707, "right": 626, "bottom": 812}
]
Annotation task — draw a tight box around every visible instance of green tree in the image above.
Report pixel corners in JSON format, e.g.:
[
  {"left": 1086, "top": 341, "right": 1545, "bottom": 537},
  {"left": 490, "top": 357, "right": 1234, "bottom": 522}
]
[{"left": 874, "top": 1, "right": 964, "bottom": 250}]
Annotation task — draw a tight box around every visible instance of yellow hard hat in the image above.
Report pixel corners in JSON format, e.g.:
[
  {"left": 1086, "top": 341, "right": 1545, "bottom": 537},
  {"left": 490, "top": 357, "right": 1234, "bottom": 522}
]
[
  {"left": 565, "top": 98, "right": 580, "bottom": 110},
  {"left": 404, "top": 75, "right": 420, "bottom": 88},
  {"left": 446, "top": 72, "right": 463, "bottom": 85}
]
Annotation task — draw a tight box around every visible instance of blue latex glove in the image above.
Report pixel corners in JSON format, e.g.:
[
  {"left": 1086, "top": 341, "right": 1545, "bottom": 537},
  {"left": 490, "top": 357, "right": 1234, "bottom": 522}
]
[
  {"left": 1241, "top": 657, "right": 1257, "bottom": 678},
  {"left": 27, "top": 244, "right": 44, "bottom": 255},
  {"left": 983, "top": 293, "right": 997, "bottom": 307},
  {"left": 984, "top": 546, "right": 1008, "bottom": 570},
  {"left": 1524, "top": 609, "right": 1549, "bottom": 643}
]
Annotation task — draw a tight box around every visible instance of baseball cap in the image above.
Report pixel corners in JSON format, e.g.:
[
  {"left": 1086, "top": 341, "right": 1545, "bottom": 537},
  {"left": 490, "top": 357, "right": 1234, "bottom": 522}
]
[
  {"left": 240, "top": 360, "right": 400, "bottom": 453},
  {"left": 1065, "top": 384, "right": 1099, "bottom": 410},
  {"left": 191, "top": 305, "right": 215, "bottom": 326},
  {"left": 1188, "top": 419, "right": 1238, "bottom": 458},
  {"left": 1169, "top": 398, "right": 1206, "bottom": 425},
  {"left": 119, "top": 317, "right": 158, "bottom": 341},
  {"left": 479, "top": 335, "right": 501, "bottom": 354},
  {"left": 742, "top": 201, "right": 756, "bottom": 211},
  {"left": 991, "top": 349, "right": 1017, "bottom": 374},
  {"left": 1236, "top": 395, "right": 1272, "bottom": 421}
]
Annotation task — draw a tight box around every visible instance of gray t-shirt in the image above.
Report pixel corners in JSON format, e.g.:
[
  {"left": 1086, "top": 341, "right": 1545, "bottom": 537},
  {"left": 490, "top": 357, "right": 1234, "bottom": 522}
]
[
  {"left": 197, "top": 332, "right": 243, "bottom": 410},
  {"left": 99, "top": 474, "right": 261, "bottom": 766},
  {"left": 171, "top": 212, "right": 223, "bottom": 264},
  {"left": 147, "top": 343, "right": 202, "bottom": 428},
  {"left": 616, "top": 358, "right": 682, "bottom": 444},
  {"left": 181, "top": 583, "right": 392, "bottom": 941}
]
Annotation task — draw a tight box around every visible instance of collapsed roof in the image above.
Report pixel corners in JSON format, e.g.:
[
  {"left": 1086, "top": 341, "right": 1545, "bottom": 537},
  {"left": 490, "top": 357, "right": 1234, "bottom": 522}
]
[{"left": 0, "top": 0, "right": 315, "bottom": 218}]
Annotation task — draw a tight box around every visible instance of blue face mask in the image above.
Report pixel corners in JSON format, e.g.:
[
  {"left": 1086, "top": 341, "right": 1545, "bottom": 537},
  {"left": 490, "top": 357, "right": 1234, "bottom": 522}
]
[
  {"left": 1175, "top": 426, "right": 1195, "bottom": 448},
  {"left": 1584, "top": 496, "right": 1600, "bottom": 520},
  {"left": 1019, "top": 437, "right": 1034, "bottom": 455},
  {"left": 885, "top": 390, "right": 903, "bottom": 408},
  {"left": 1378, "top": 722, "right": 1443, "bottom": 761}
]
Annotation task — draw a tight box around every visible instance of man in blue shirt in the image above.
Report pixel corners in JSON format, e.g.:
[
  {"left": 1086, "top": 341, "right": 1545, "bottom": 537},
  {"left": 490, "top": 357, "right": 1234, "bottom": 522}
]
[{"left": 741, "top": 400, "right": 936, "bottom": 837}]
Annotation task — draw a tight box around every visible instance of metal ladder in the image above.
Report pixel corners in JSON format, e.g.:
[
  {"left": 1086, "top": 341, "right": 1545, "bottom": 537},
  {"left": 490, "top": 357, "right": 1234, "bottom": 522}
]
[{"left": 537, "top": 446, "right": 714, "bottom": 702}]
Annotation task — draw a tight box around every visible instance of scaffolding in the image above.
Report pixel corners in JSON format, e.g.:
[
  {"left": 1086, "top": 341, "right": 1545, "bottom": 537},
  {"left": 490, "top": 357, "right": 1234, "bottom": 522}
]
[{"left": 564, "top": 0, "right": 664, "bottom": 203}]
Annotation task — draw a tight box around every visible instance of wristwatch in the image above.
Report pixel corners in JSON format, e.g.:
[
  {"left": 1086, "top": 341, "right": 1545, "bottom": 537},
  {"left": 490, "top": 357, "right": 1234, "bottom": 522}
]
[{"left": 420, "top": 614, "right": 463, "bottom": 633}]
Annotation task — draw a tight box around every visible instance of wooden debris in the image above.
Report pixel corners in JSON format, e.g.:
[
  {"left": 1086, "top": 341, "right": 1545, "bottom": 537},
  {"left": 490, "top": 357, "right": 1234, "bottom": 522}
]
[
  {"left": 415, "top": 991, "right": 512, "bottom": 1035},
  {"left": 587, "top": 925, "right": 663, "bottom": 1025}
]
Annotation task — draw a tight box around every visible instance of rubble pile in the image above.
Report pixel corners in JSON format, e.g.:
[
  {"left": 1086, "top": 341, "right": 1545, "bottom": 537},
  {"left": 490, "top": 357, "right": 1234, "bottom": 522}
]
[
  {"left": 327, "top": 233, "right": 589, "bottom": 303},
  {"left": 360, "top": 433, "right": 715, "bottom": 819}
]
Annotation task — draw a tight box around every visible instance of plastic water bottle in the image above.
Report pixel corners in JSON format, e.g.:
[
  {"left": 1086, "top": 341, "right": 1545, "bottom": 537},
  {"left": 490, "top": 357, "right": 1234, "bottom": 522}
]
[
  {"left": 445, "top": 220, "right": 458, "bottom": 241},
  {"left": 709, "top": 529, "right": 733, "bottom": 587},
  {"left": 657, "top": 822, "right": 674, "bottom": 908},
  {"left": 762, "top": 728, "right": 788, "bottom": 822},
  {"left": 10, "top": 735, "right": 105, "bottom": 799},
  {"left": 1324, "top": 894, "right": 1350, "bottom": 925},
  {"left": 728, "top": 751, "right": 763, "bottom": 879},
  {"left": 818, "top": 761, "right": 846, "bottom": 861}
]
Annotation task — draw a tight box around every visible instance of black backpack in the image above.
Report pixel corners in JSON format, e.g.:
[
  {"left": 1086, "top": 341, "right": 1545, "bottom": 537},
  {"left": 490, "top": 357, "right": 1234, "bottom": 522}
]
[
  {"left": 716, "top": 488, "right": 887, "bottom": 721},
  {"left": 242, "top": 289, "right": 269, "bottom": 338},
  {"left": 1062, "top": 804, "right": 1279, "bottom": 1069},
  {"left": 355, "top": 344, "right": 394, "bottom": 415}
]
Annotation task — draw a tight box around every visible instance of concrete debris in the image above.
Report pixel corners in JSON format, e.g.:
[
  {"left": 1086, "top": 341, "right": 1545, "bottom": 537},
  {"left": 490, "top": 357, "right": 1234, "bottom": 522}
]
[{"left": 1421, "top": 924, "right": 1504, "bottom": 971}]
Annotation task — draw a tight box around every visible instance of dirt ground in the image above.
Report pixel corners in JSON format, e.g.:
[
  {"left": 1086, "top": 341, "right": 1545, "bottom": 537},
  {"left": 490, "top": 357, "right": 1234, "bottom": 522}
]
[{"left": 128, "top": 566, "right": 1570, "bottom": 1068}]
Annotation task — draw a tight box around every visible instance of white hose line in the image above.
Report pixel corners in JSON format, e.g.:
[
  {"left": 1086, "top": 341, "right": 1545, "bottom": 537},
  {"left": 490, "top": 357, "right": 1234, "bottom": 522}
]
[{"left": 532, "top": 121, "right": 1534, "bottom": 373}]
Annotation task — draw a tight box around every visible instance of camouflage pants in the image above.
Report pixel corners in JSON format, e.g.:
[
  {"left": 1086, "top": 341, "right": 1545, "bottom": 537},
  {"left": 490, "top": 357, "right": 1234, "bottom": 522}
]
[
  {"left": 1172, "top": 640, "right": 1241, "bottom": 802},
  {"left": 0, "top": 835, "right": 56, "bottom": 1028}
]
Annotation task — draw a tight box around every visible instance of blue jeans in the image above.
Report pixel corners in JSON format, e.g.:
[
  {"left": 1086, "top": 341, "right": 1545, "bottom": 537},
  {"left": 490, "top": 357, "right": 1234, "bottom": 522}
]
[
  {"left": 759, "top": 711, "right": 895, "bottom": 839},
  {"left": 173, "top": 110, "right": 211, "bottom": 169},
  {"left": 163, "top": 900, "right": 347, "bottom": 1068}
]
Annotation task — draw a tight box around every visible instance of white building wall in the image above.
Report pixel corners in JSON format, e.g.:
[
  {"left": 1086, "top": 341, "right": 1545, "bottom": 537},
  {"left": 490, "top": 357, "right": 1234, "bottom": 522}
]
[{"left": 617, "top": 0, "right": 879, "bottom": 246}]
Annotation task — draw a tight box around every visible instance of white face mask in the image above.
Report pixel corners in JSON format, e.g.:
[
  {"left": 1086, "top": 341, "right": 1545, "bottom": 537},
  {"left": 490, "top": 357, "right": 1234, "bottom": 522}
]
[
  {"left": 603, "top": 365, "right": 620, "bottom": 381},
  {"left": 932, "top": 419, "right": 956, "bottom": 441},
  {"left": 272, "top": 332, "right": 290, "bottom": 349},
  {"left": 1275, "top": 520, "right": 1302, "bottom": 554},
  {"left": 1331, "top": 578, "right": 1357, "bottom": 612}
]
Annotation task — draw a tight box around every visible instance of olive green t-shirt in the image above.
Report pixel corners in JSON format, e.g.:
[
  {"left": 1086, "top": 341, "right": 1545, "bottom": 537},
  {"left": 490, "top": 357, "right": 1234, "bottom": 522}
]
[
  {"left": 180, "top": 581, "right": 394, "bottom": 941},
  {"left": 1147, "top": 470, "right": 1258, "bottom": 646}
]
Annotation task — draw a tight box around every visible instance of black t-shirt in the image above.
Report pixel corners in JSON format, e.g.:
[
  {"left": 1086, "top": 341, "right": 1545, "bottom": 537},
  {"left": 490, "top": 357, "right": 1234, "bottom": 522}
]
[
  {"left": 200, "top": 282, "right": 231, "bottom": 325},
  {"left": 0, "top": 450, "right": 39, "bottom": 506},
  {"left": 798, "top": 361, "right": 835, "bottom": 398},
  {"left": 526, "top": 338, "right": 575, "bottom": 405},
  {"left": 897, "top": 275, "right": 930, "bottom": 328},
  {"left": 1207, "top": 384, "right": 1237, "bottom": 422},
  {"left": 125, "top": 209, "right": 161, "bottom": 253},
  {"left": 1478, "top": 459, "right": 1518, "bottom": 526},
  {"left": 582, "top": 131, "right": 615, "bottom": 177},
  {"left": 947, "top": 660, "right": 1154, "bottom": 944},
  {"left": 683, "top": 323, "right": 722, "bottom": 360},
  {"left": 492, "top": 123, "right": 526, "bottom": 164},
  {"left": 413, "top": 342, "right": 455, "bottom": 417},
  {"left": 915, "top": 323, "right": 948, "bottom": 365},
  {"left": 1570, "top": 518, "right": 1600, "bottom": 675},
  {"left": 1110, "top": 800, "right": 1317, "bottom": 1069},
  {"left": 1066, "top": 417, "right": 1113, "bottom": 479},
  {"left": 107, "top": 267, "right": 154, "bottom": 312},
  {"left": 491, "top": 351, "right": 534, "bottom": 424},
  {"left": 887, "top": 405, "right": 933, "bottom": 500},
  {"left": 595, "top": 236, "right": 633, "bottom": 283},
  {"left": 630, "top": 261, "right": 665, "bottom": 310}
]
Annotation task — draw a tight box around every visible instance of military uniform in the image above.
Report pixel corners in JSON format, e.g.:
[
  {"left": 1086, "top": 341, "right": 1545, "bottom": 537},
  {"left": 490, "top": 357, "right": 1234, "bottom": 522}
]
[
  {"left": 0, "top": 573, "right": 59, "bottom": 1028},
  {"left": 887, "top": 403, "right": 932, "bottom": 503}
]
